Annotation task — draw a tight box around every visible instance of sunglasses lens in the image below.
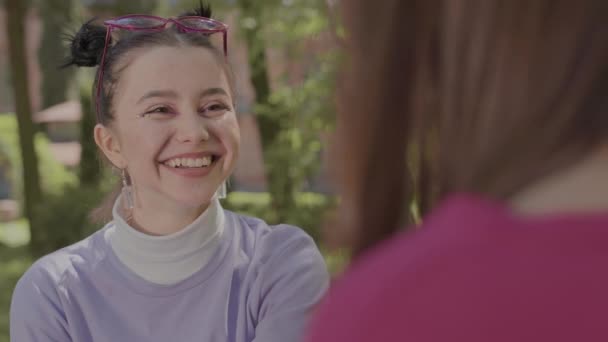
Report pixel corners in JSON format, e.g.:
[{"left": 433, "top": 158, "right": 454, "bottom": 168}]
[{"left": 180, "top": 18, "right": 224, "bottom": 31}]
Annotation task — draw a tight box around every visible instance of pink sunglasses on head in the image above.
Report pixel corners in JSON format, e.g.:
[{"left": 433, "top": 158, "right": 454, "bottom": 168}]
[{"left": 95, "top": 14, "right": 229, "bottom": 121}]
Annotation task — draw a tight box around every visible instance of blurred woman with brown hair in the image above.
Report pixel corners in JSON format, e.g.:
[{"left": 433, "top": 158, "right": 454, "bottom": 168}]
[{"left": 308, "top": 0, "right": 608, "bottom": 340}]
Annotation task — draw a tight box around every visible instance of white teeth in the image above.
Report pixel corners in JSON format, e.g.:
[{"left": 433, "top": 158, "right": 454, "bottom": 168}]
[{"left": 164, "top": 156, "right": 214, "bottom": 168}]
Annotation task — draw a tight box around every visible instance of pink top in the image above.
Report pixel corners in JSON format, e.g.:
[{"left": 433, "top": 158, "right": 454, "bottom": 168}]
[{"left": 308, "top": 194, "right": 608, "bottom": 342}]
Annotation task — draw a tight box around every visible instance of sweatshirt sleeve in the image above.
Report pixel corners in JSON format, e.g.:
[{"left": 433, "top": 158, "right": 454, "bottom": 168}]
[
  {"left": 10, "top": 260, "right": 72, "bottom": 342},
  {"left": 252, "top": 225, "right": 330, "bottom": 342}
]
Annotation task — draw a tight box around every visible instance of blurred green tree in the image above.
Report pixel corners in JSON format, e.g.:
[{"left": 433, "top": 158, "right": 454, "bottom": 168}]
[{"left": 237, "top": 0, "right": 337, "bottom": 222}]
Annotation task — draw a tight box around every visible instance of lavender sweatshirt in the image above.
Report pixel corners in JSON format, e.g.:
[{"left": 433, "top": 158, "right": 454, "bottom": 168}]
[{"left": 10, "top": 209, "right": 328, "bottom": 342}]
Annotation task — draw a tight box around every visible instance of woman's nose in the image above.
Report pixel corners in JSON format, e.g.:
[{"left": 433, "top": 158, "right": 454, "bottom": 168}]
[{"left": 175, "top": 113, "right": 210, "bottom": 143}]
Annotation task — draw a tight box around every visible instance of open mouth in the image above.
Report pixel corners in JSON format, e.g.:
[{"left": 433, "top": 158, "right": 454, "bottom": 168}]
[{"left": 161, "top": 155, "right": 220, "bottom": 169}]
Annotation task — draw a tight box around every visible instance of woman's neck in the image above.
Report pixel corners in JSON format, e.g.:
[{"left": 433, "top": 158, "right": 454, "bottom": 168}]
[
  {"left": 128, "top": 197, "right": 209, "bottom": 236},
  {"left": 510, "top": 145, "right": 608, "bottom": 217}
]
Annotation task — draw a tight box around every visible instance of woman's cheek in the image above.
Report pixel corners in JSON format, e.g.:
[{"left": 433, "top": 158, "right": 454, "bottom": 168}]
[{"left": 209, "top": 117, "right": 240, "bottom": 174}]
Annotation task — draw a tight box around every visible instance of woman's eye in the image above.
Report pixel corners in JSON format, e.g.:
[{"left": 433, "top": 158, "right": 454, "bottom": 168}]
[
  {"left": 201, "top": 103, "right": 230, "bottom": 116},
  {"left": 143, "top": 106, "right": 174, "bottom": 117}
]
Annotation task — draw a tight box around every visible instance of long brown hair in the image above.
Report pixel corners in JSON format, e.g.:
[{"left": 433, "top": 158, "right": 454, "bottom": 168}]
[{"left": 334, "top": 0, "right": 608, "bottom": 256}]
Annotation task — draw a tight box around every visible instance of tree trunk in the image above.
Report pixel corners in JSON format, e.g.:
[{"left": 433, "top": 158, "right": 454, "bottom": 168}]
[
  {"left": 237, "top": 0, "right": 296, "bottom": 221},
  {"left": 39, "top": 0, "right": 74, "bottom": 109},
  {"left": 237, "top": 0, "right": 277, "bottom": 149},
  {"left": 78, "top": 86, "right": 101, "bottom": 186},
  {"left": 5, "top": 0, "right": 43, "bottom": 253}
]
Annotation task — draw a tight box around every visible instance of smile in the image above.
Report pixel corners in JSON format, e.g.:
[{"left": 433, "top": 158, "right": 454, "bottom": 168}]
[
  {"left": 159, "top": 153, "right": 220, "bottom": 178},
  {"left": 163, "top": 156, "right": 213, "bottom": 168},
  {"left": 159, "top": 152, "right": 221, "bottom": 172}
]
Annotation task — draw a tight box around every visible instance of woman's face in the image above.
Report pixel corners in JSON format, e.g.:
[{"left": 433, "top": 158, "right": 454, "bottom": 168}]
[{"left": 96, "top": 45, "right": 240, "bottom": 211}]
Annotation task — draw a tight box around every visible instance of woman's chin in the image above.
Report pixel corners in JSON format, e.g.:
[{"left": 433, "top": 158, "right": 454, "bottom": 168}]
[{"left": 169, "top": 191, "right": 218, "bottom": 209}]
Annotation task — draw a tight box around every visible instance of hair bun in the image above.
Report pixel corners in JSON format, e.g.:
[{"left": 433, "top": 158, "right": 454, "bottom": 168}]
[
  {"left": 181, "top": 1, "right": 213, "bottom": 18},
  {"left": 62, "top": 19, "right": 108, "bottom": 68}
]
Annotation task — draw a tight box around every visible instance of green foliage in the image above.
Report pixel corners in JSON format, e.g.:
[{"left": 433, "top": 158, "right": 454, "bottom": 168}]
[
  {"left": 35, "top": 135, "right": 79, "bottom": 195},
  {"left": 29, "top": 185, "right": 104, "bottom": 257},
  {"left": 0, "top": 244, "right": 32, "bottom": 342},
  {"left": 265, "top": 0, "right": 329, "bottom": 44},
  {"left": 223, "top": 191, "right": 334, "bottom": 242},
  {"left": 0, "top": 141, "right": 12, "bottom": 198},
  {"left": 0, "top": 113, "right": 84, "bottom": 256},
  {"left": 27, "top": 84, "right": 113, "bottom": 256},
  {"left": 257, "top": 52, "right": 336, "bottom": 178},
  {"left": 0, "top": 219, "right": 31, "bottom": 341},
  {"left": 323, "top": 248, "right": 350, "bottom": 277},
  {"left": 235, "top": 0, "right": 337, "bottom": 225},
  {"left": 255, "top": 70, "right": 334, "bottom": 221},
  {"left": 0, "top": 114, "right": 77, "bottom": 204},
  {"left": 0, "top": 220, "right": 31, "bottom": 342},
  {"left": 0, "top": 219, "right": 29, "bottom": 247}
]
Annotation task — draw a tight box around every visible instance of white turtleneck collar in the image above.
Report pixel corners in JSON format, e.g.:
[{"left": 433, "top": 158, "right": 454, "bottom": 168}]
[{"left": 104, "top": 195, "right": 225, "bottom": 285}]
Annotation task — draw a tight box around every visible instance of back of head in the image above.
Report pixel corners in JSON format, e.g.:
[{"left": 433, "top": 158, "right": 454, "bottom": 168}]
[{"left": 336, "top": 0, "right": 608, "bottom": 254}]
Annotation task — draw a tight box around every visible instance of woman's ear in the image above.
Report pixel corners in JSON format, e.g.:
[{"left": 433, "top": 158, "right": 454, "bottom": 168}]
[{"left": 94, "top": 123, "right": 127, "bottom": 169}]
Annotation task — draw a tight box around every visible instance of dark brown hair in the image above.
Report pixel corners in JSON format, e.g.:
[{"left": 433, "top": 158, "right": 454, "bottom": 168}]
[{"left": 335, "top": 0, "right": 608, "bottom": 255}]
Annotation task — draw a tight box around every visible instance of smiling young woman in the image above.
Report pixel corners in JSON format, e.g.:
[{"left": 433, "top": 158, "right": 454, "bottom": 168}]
[{"left": 9, "top": 4, "right": 328, "bottom": 342}]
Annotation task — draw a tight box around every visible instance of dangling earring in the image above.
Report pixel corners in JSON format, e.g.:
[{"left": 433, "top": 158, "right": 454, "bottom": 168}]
[
  {"left": 214, "top": 182, "right": 227, "bottom": 200},
  {"left": 121, "top": 168, "right": 135, "bottom": 210}
]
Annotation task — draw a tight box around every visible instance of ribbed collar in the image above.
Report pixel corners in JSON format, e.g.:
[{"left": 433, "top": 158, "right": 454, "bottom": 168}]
[{"left": 106, "top": 195, "right": 224, "bottom": 285}]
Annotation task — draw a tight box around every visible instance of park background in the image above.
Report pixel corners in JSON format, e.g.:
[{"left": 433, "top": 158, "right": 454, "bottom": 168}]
[{"left": 0, "top": 1, "right": 344, "bottom": 340}]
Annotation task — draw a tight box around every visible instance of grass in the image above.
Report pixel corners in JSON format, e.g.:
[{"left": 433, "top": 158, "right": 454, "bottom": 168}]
[
  {"left": 0, "top": 219, "right": 29, "bottom": 248},
  {"left": 0, "top": 219, "right": 32, "bottom": 342}
]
